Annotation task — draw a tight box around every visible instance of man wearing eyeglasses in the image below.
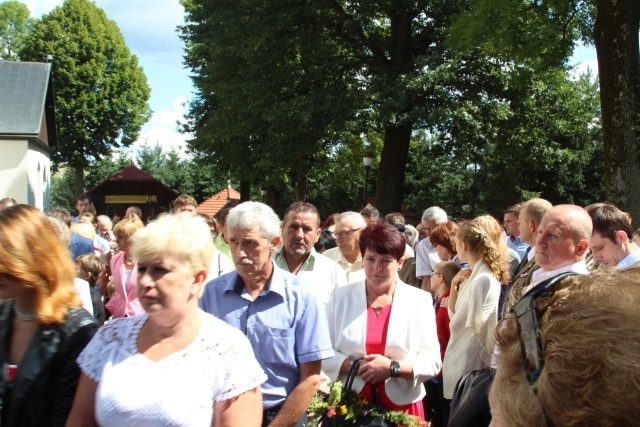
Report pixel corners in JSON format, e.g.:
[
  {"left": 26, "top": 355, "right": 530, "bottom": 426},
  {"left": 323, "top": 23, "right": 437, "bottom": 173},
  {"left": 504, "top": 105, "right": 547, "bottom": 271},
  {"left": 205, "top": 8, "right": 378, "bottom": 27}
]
[
  {"left": 587, "top": 203, "right": 640, "bottom": 269},
  {"left": 528, "top": 204, "right": 592, "bottom": 291},
  {"left": 322, "top": 212, "right": 368, "bottom": 284},
  {"left": 415, "top": 206, "right": 448, "bottom": 292}
]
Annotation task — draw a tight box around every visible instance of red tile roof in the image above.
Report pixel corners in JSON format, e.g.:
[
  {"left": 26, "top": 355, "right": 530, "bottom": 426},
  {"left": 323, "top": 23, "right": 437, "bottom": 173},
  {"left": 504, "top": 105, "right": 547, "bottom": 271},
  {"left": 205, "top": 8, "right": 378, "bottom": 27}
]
[{"left": 197, "top": 187, "right": 241, "bottom": 216}]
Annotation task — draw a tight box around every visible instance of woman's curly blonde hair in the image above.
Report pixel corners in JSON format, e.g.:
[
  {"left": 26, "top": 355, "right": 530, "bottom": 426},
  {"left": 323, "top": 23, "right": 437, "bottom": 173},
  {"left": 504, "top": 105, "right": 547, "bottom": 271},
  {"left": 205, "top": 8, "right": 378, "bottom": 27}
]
[
  {"left": 457, "top": 218, "right": 510, "bottom": 283},
  {"left": 492, "top": 267, "right": 640, "bottom": 426}
]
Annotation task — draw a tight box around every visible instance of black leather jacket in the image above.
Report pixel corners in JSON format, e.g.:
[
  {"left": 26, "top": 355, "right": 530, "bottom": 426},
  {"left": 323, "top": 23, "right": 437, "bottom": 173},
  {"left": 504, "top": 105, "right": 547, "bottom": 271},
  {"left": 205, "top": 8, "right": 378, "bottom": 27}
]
[{"left": 0, "top": 301, "right": 99, "bottom": 426}]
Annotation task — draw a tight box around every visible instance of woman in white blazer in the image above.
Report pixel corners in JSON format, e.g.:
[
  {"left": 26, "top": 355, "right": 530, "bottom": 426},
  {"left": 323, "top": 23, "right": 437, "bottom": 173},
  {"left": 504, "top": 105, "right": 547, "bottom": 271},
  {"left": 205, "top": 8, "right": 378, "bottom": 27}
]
[
  {"left": 442, "top": 218, "right": 510, "bottom": 403},
  {"left": 323, "top": 222, "right": 441, "bottom": 422}
]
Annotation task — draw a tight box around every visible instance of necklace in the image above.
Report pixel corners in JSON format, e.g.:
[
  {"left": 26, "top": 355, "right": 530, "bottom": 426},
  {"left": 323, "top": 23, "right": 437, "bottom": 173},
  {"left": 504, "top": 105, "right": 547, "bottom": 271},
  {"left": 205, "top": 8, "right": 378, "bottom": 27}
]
[
  {"left": 371, "top": 306, "right": 384, "bottom": 316},
  {"left": 13, "top": 300, "right": 37, "bottom": 321}
]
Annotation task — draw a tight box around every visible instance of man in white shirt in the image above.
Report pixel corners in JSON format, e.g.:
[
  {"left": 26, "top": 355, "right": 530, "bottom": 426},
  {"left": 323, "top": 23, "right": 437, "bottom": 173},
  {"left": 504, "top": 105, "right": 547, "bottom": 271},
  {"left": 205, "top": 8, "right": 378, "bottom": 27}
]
[
  {"left": 323, "top": 212, "right": 367, "bottom": 284},
  {"left": 587, "top": 203, "right": 640, "bottom": 269},
  {"left": 274, "top": 202, "right": 347, "bottom": 304},
  {"left": 529, "top": 204, "right": 592, "bottom": 291},
  {"left": 415, "top": 206, "right": 448, "bottom": 292}
]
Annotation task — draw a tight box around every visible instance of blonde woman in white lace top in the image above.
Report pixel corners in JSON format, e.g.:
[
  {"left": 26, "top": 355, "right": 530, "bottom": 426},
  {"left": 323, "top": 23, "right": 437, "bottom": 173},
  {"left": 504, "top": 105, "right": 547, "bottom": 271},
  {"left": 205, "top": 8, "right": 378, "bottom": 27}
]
[
  {"left": 442, "top": 218, "right": 510, "bottom": 400},
  {"left": 66, "top": 214, "right": 266, "bottom": 426}
]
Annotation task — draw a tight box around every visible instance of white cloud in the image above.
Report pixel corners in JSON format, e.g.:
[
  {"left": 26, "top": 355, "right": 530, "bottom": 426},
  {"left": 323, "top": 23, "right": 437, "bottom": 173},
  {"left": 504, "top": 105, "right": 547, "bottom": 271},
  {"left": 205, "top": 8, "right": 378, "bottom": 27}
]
[
  {"left": 132, "top": 96, "right": 191, "bottom": 158},
  {"left": 24, "top": 0, "right": 62, "bottom": 17},
  {"left": 569, "top": 58, "right": 599, "bottom": 81}
]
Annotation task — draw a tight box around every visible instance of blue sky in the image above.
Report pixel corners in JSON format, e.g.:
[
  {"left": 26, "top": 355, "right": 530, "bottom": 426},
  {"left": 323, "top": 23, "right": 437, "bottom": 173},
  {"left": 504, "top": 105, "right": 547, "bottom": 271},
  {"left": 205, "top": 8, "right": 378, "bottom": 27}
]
[{"left": 18, "top": 1, "right": 599, "bottom": 158}]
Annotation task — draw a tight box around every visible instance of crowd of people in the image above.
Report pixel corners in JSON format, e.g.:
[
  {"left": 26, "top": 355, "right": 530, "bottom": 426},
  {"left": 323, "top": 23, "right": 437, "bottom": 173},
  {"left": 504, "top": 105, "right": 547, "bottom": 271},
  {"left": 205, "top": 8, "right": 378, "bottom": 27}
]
[{"left": 0, "top": 193, "right": 639, "bottom": 426}]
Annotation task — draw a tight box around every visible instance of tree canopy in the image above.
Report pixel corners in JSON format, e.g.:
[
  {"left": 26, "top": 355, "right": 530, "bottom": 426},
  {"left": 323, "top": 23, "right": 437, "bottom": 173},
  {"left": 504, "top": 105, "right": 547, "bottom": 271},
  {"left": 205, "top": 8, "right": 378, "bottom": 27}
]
[
  {"left": 180, "top": 0, "right": 607, "bottom": 217},
  {"left": 0, "top": 0, "right": 36, "bottom": 60},
  {"left": 447, "top": 0, "right": 640, "bottom": 221},
  {"left": 19, "top": 0, "right": 152, "bottom": 195}
]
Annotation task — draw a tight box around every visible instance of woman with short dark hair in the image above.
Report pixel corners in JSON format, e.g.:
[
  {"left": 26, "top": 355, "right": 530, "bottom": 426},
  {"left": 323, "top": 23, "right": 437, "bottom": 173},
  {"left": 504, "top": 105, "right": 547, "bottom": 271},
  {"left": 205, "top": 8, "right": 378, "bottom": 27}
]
[{"left": 323, "top": 222, "right": 441, "bottom": 422}]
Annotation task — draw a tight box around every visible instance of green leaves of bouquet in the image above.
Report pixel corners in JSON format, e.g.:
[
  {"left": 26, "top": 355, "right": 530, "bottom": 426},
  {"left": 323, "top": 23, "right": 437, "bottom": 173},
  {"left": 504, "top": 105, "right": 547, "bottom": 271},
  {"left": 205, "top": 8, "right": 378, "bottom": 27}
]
[{"left": 308, "top": 381, "right": 422, "bottom": 427}]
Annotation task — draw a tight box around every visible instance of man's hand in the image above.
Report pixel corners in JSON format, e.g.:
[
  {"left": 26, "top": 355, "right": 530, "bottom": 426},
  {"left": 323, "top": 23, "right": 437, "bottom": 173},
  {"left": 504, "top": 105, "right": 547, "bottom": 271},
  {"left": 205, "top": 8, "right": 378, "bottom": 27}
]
[{"left": 269, "top": 360, "right": 321, "bottom": 427}]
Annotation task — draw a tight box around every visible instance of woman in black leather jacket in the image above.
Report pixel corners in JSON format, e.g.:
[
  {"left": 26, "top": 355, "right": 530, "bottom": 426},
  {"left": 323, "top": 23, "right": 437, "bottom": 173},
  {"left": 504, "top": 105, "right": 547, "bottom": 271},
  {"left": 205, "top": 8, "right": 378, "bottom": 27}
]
[{"left": 0, "top": 205, "right": 99, "bottom": 426}]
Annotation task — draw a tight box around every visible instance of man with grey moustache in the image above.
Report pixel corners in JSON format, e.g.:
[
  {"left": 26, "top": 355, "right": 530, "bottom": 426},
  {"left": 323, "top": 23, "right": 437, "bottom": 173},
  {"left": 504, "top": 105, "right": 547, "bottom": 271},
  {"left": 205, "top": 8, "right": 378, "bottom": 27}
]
[{"left": 200, "top": 202, "right": 333, "bottom": 427}]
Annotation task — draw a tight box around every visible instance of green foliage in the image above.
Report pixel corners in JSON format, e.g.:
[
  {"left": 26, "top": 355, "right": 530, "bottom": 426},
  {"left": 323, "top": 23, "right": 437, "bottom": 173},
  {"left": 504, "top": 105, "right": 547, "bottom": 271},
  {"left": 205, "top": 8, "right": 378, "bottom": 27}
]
[
  {"left": 84, "top": 150, "right": 131, "bottom": 190},
  {"left": 180, "top": 0, "right": 606, "bottom": 217},
  {"left": 447, "top": 0, "right": 595, "bottom": 69},
  {"left": 50, "top": 167, "right": 76, "bottom": 212},
  {"left": 180, "top": 0, "right": 362, "bottom": 201},
  {"left": 404, "top": 68, "right": 603, "bottom": 218},
  {"left": 19, "top": 0, "right": 151, "bottom": 193},
  {"left": 0, "top": 0, "right": 36, "bottom": 60}
]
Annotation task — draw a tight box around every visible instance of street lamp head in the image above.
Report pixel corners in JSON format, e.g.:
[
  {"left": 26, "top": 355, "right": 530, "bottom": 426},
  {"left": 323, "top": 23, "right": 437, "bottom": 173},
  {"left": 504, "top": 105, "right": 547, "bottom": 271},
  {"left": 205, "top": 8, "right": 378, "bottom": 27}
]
[{"left": 362, "top": 154, "right": 374, "bottom": 167}]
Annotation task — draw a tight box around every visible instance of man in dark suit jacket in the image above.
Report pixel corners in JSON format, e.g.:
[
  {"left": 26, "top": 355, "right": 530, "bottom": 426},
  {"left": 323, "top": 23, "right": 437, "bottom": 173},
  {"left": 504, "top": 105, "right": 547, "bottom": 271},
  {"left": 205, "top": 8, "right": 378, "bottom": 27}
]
[{"left": 502, "top": 198, "right": 553, "bottom": 317}]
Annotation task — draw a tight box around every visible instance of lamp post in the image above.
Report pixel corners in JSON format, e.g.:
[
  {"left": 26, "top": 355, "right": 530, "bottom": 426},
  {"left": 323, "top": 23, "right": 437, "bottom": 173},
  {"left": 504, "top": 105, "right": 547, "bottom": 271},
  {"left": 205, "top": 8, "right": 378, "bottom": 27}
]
[
  {"left": 260, "top": 189, "right": 267, "bottom": 203},
  {"left": 362, "top": 154, "right": 374, "bottom": 207}
]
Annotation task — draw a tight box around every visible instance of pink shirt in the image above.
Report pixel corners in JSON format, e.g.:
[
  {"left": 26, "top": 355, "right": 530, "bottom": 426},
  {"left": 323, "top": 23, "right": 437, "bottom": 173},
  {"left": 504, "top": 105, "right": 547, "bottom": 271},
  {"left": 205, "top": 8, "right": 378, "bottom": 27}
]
[{"left": 106, "top": 252, "right": 144, "bottom": 318}]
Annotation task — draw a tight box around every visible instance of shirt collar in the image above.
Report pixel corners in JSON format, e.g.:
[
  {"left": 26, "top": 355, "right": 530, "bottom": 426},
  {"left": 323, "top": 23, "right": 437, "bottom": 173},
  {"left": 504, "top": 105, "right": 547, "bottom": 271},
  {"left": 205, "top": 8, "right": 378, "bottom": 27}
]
[
  {"left": 227, "top": 260, "right": 287, "bottom": 298},
  {"left": 531, "top": 260, "right": 588, "bottom": 287},
  {"left": 527, "top": 246, "right": 536, "bottom": 262},
  {"left": 617, "top": 248, "right": 640, "bottom": 269},
  {"left": 274, "top": 247, "right": 318, "bottom": 273}
]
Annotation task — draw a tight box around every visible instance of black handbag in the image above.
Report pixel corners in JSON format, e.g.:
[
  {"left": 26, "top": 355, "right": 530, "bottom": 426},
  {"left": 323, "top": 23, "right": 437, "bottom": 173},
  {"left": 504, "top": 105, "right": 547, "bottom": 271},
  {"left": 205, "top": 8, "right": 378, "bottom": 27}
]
[
  {"left": 322, "top": 358, "right": 395, "bottom": 427},
  {"left": 448, "top": 367, "right": 494, "bottom": 427}
]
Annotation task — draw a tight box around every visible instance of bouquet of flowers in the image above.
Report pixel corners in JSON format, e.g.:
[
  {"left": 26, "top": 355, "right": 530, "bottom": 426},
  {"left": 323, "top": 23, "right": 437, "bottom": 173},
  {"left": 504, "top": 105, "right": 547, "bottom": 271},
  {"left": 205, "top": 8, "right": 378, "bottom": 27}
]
[{"left": 308, "top": 381, "right": 422, "bottom": 427}]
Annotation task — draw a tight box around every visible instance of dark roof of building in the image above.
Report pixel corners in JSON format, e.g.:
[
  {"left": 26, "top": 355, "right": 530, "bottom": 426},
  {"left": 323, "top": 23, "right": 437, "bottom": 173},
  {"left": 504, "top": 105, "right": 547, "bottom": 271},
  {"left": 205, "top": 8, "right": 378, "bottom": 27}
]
[
  {"left": 105, "top": 164, "right": 158, "bottom": 182},
  {"left": 0, "top": 62, "right": 54, "bottom": 136},
  {"left": 86, "top": 165, "right": 179, "bottom": 197}
]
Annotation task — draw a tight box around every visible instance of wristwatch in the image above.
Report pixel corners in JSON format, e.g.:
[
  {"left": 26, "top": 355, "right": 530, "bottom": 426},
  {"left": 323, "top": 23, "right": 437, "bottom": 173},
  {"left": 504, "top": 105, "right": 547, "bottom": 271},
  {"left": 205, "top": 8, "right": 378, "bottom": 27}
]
[{"left": 390, "top": 359, "right": 401, "bottom": 378}]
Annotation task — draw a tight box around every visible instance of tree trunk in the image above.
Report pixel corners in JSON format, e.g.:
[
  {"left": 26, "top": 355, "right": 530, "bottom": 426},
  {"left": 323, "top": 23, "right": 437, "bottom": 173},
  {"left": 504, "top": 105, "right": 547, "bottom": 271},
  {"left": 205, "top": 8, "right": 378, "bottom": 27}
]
[
  {"left": 374, "top": 123, "right": 413, "bottom": 215},
  {"left": 73, "top": 166, "right": 84, "bottom": 196},
  {"left": 594, "top": 0, "right": 640, "bottom": 221},
  {"left": 294, "top": 156, "right": 310, "bottom": 202},
  {"left": 240, "top": 180, "right": 251, "bottom": 202}
]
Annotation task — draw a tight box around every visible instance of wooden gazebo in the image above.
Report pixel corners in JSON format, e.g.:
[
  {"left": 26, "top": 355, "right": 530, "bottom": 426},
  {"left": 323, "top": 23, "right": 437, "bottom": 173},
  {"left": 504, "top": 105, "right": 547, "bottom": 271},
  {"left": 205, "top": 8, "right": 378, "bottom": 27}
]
[{"left": 86, "top": 165, "right": 179, "bottom": 222}]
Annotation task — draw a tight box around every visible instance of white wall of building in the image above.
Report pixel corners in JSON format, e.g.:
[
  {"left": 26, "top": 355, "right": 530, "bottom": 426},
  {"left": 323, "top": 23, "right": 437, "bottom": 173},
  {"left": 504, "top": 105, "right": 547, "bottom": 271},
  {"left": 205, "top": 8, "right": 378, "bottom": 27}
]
[{"left": 0, "top": 139, "right": 51, "bottom": 211}]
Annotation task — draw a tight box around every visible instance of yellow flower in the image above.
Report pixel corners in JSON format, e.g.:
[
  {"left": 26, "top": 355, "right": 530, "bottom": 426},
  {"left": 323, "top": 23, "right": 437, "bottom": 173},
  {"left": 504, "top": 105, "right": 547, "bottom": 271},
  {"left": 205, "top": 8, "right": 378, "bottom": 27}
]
[
  {"left": 339, "top": 405, "right": 348, "bottom": 415},
  {"left": 357, "top": 394, "right": 369, "bottom": 405}
]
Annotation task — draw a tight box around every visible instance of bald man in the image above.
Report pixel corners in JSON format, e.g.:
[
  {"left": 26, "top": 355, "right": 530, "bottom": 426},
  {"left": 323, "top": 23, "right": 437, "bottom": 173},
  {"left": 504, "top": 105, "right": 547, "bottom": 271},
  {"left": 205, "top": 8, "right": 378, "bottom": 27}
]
[{"left": 528, "top": 204, "right": 592, "bottom": 292}]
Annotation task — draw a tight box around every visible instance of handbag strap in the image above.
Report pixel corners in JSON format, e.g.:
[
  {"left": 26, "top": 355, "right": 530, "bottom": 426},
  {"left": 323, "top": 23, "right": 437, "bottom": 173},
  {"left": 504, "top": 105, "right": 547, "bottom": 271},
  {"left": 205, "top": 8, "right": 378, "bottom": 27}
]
[
  {"left": 344, "top": 358, "right": 383, "bottom": 407},
  {"left": 344, "top": 358, "right": 363, "bottom": 394},
  {"left": 370, "top": 382, "right": 382, "bottom": 406}
]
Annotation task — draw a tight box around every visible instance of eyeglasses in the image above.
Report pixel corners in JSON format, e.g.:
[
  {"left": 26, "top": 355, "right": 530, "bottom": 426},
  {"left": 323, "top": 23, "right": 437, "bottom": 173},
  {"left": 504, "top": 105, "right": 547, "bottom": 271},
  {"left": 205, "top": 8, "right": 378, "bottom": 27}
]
[
  {"left": 334, "top": 228, "right": 362, "bottom": 239},
  {"left": 510, "top": 272, "right": 583, "bottom": 386},
  {"left": 424, "top": 226, "right": 436, "bottom": 234}
]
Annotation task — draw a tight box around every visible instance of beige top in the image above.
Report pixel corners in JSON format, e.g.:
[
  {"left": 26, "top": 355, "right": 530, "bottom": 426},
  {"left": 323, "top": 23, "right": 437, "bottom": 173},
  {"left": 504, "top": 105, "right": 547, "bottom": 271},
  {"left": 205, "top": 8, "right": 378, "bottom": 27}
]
[
  {"left": 322, "top": 247, "right": 365, "bottom": 284},
  {"left": 443, "top": 260, "right": 499, "bottom": 398}
]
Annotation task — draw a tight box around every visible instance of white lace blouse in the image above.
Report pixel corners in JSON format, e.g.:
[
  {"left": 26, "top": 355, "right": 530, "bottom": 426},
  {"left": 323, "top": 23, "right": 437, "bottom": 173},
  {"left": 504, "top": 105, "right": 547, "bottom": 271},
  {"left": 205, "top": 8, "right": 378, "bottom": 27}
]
[{"left": 78, "top": 311, "right": 266, "bottom": 426}]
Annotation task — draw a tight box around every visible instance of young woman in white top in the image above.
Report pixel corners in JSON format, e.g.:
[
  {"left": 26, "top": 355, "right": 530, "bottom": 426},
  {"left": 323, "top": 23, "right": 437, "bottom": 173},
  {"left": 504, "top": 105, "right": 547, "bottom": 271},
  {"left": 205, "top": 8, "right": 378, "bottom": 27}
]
[
  {"left": 66, "top": 214, "right": 266, "bottom": 426},
  {"left": 442, "top": 218, "right": 510, "bottom": 400}
]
